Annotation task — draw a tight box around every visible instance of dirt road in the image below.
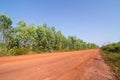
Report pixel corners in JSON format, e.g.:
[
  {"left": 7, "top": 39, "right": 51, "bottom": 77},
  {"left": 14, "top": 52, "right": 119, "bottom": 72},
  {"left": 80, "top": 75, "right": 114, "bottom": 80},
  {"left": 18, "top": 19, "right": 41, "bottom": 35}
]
[{"left": 0, "top": 49, "right": 113, "bottom": 80}]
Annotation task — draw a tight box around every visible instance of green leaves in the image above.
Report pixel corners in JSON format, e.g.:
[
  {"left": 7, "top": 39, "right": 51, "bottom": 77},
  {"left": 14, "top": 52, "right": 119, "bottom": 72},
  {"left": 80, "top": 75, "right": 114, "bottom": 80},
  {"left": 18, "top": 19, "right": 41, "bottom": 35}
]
[
  {"left": 0, "top": 13, "right": 98, "bottom": 56},
  {"left": 17, "top": 20, "right": 26, "bottom": 27},
  {"left": 101, "top": 42, "right": 120, "bottom": 53},
  {"left": 0, "top": 13, "right": 12, "bottom": 44}
]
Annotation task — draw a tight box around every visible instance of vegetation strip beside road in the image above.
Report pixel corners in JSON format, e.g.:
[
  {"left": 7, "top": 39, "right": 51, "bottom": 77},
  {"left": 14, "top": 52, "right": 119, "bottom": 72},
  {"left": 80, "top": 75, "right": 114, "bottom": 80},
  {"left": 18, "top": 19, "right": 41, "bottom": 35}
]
[
  {"left": 101, "top": 42, "right": 120, "bottom": 80},
  {"left": 0, "top": 13, "right": 98, "bottom": 56}
]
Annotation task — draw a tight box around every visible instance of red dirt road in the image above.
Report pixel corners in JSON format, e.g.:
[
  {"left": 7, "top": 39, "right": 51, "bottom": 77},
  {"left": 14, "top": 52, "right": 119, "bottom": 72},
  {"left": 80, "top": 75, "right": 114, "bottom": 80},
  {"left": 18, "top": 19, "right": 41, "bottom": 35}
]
[{"left": 0, "top": 49, "right": 113, "bottom": 80}]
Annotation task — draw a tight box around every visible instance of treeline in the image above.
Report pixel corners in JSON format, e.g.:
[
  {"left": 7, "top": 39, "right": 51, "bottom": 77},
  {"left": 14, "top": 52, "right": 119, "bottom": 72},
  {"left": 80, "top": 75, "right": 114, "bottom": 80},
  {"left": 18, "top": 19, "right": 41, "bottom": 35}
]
[
  {"left": 101, "top": 42, "right": 120, "bottom": 53},
  {"left": 0, "top": 14, "right": 98, "bottom": 56}
]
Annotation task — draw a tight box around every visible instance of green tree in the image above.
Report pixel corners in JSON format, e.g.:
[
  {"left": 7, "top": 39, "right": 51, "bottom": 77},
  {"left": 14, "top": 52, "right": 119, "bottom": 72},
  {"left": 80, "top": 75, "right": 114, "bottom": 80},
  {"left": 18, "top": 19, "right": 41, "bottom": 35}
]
[
  {"left": 16, "top": 23, "right": 36, "bottom": 49},
  {"left": 17, "top": 20, "right": 26, "bottom": 27},
  {"left": 0, "top": 13, "right": 99, "bottom": 56},
  {"left": 0, "top": 14, "right": 12, "bottom": 44},
  {"left": 36, "top": 25, "right": 47, "bottom": 51},
  {"left": 54, "top": 31, "right": 65, "bottom": 50}
]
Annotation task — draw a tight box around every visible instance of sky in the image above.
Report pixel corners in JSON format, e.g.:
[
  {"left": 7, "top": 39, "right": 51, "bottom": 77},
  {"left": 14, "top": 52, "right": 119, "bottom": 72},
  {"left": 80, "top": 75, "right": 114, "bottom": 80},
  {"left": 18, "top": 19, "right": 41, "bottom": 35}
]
[{"left": 0, "top": 0, "right": 120, "bottom": 46}]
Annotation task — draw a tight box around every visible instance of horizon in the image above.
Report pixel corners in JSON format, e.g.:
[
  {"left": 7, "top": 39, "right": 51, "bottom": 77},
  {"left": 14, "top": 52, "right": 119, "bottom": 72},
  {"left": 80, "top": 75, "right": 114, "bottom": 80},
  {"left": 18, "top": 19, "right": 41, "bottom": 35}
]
[{"left": 0, "top": 0, "right": 120, "bottom": 46}]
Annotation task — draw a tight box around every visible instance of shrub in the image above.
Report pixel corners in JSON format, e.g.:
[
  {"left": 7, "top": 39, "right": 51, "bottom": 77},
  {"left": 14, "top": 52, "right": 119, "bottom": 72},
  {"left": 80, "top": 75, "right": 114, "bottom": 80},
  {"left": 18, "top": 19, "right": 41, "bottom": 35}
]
[
  {"left": 8, "top": 47, "right": 28, "bottom": 55},
  {"left": 102, "top": 52, "right": 120, "bottom": 80}
]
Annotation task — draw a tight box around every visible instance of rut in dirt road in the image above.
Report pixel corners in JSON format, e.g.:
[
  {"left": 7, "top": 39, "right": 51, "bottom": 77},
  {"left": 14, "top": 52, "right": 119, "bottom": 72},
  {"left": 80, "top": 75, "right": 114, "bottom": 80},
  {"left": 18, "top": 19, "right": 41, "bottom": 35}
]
[{"left": 0, "top": 49, "right": 114, "bottom": 80}]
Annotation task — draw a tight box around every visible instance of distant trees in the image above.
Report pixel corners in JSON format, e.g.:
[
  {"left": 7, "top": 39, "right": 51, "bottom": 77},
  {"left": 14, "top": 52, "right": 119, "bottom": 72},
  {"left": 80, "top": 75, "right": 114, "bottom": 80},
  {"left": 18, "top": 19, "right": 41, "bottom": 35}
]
[
  {"left": 101, "top": 42, "right": 120, "bottom": 53},
  {"left": 0, "top": 14, "right": 98, "bottom": 56}
]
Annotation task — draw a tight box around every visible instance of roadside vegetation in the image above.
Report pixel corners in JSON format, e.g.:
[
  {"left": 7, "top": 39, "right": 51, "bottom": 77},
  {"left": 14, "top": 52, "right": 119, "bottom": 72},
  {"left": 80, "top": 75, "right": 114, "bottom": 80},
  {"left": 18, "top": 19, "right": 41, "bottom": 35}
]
[
  {"left": 101, "top": 42, "right": 120, "bottom": 80},
  {"left": 0, "top": 13, "right": 98, "bottom": 56}
]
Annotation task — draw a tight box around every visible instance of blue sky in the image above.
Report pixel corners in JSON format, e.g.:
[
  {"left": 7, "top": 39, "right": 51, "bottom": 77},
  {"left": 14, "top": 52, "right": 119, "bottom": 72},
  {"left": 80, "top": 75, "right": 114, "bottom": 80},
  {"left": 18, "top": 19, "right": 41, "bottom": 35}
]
[{"left": 0, "top": 0, "right": 120, "bottom": 46}]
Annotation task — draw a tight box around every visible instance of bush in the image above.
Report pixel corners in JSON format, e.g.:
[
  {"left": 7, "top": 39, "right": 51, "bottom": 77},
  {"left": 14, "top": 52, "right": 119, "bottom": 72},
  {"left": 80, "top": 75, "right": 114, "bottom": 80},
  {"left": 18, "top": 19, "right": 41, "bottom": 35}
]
[
  {"left": 9, "top": 47, "right": 29, "bottom": 55},
  {"left": 101, "top": 42, "right": 120, "bottom": 53},
  {"left": 102, "top": 51, "right": 120, "bottom": 80},
  {"left": 101, "top": 42, "right": 120, "bottom": 80}
]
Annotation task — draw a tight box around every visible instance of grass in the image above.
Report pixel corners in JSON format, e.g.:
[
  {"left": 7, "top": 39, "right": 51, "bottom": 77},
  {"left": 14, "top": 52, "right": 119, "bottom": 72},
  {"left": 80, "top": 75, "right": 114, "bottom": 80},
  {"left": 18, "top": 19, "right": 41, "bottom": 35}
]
[{"left": 101, "top": 51, "right": 120, "bottom": 80}]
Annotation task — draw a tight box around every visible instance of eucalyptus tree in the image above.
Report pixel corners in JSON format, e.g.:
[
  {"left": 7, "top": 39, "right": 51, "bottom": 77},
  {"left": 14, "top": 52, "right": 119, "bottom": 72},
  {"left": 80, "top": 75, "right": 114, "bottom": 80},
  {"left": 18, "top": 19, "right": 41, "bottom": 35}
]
[
  {"left": 55, "top": 31, "right": 65, "bottom": 50},
  {"left": 0, "top": 13, "right": 99, "bottom": 56},
  {"left": 36, "top": 25, "right": 47, "bottom": 51},
  {"left": 17, "top": 20, "right": 26, "bottom": 28},
  {"left": 0, "top": 14, "right": 12, "bottom": 44},
  {"left": 16, "top": 22, "right": 36, "bottom": 49}
]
